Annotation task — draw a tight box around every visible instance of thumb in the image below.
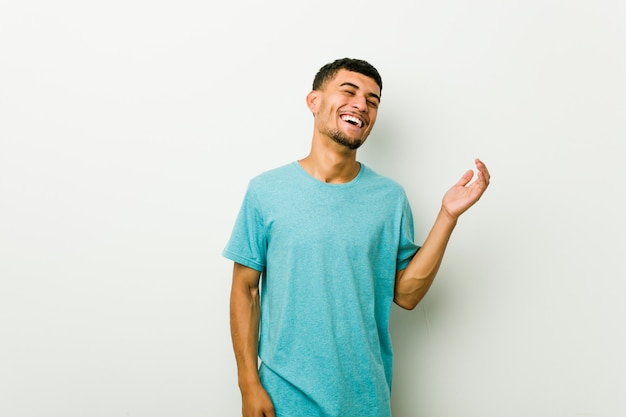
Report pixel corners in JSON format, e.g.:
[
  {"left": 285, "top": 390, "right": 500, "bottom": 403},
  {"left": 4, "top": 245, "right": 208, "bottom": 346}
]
[{"left": 455, "top": 169, "right": 475, "bottom": 187}]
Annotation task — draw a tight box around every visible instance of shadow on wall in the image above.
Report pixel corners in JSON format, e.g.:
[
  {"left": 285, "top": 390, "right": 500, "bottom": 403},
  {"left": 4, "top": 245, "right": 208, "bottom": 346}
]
[
  {"left": 390, "top": 303, "right": 428, "bottom": 414},
  {"left": 358, "top": 119, "right": 409, "bottom": 178}
]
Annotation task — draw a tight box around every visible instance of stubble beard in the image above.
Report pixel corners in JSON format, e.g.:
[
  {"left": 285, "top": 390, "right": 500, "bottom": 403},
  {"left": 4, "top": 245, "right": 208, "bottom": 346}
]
[{"left": 328, "top": 129, "right": 364, "bottom": 150}]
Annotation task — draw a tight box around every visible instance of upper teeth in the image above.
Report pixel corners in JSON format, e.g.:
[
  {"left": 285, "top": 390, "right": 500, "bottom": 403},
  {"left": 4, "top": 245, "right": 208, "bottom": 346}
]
[{"left": 341, "top": 115, "right": 363, "bottom": 127}]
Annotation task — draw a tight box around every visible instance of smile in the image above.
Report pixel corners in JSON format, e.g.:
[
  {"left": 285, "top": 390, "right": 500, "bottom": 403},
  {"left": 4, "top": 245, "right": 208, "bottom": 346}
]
[{"left": 340, "top": 114, "right": 364, "bottom": 128}]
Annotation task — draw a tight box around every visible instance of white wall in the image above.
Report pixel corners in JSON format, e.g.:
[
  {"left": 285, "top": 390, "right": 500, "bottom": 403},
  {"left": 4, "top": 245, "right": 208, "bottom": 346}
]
[{"left": 1, "top": 1, "right": 624, "bottom": 416}]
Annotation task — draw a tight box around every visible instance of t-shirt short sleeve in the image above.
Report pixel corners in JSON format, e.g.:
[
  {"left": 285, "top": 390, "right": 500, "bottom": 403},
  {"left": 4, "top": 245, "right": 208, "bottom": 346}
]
[
  {"left": 222, "top": 183, "right": 267, "bottom": 272},
  {"left": 396, "top": 194, "right": 420, "bottom": 271}
]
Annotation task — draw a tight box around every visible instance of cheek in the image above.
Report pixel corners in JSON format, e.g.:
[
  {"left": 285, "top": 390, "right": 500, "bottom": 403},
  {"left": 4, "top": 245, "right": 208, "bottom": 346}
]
[{"left": 321, "top": 105, "right": 337, "bottom": 120}]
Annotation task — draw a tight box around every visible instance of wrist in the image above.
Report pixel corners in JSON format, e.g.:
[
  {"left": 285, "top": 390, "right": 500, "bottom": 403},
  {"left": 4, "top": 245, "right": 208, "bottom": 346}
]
[
  {"left": 238, "top": 374, "right": 263, "bottom": 394},
  {"left": 439, "top": 206, "right": 459, "bottom": 225}
]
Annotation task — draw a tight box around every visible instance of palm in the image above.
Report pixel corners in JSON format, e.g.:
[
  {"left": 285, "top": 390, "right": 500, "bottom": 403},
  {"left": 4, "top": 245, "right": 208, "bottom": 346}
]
[{"left": 442, "top": 159, "right": 490, "bottom": 219}]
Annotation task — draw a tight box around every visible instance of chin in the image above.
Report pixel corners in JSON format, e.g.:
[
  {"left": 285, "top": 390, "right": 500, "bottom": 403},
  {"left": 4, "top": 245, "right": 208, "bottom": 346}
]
[{"left": 329, "top": 129, "right": 365, "bottom": 150}]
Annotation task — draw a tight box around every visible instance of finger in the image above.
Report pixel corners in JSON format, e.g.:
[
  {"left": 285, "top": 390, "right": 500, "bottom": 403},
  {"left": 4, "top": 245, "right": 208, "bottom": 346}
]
[
  {"left": 475, "top": 158, "right": 491, "bottom": 182},
  {"left": 455, "top": 169, "right": 475, "bottom": 187}
]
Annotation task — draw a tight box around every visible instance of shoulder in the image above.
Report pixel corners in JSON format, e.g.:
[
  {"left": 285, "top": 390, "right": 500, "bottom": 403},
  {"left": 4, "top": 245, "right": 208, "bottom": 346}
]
[
  {"left": 244, "top": 162, "right": 303, "bottom": 203},
  {"left": 248, "top": 162, "right": 297, "bottom": 188},
  {"left": 360, "top": 164, "right": 408, "bottom": 198}
]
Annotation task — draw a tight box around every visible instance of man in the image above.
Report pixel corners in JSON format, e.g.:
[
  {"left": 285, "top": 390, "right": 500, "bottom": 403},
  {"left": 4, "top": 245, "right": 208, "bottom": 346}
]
[{"left": 223, "top": 58, "right": 490, "bottom": 417}]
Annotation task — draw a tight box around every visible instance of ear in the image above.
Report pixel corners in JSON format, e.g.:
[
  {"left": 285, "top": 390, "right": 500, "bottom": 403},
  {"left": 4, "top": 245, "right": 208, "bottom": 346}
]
[{"left": 306, "top": 90, "right": 318, "bottom": 113}]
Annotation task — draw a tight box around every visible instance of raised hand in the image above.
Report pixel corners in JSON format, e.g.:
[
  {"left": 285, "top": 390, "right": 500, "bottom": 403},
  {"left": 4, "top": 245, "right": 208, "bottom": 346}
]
[{"left": 441, "top": 158, "right": 490, "bottom": 219}]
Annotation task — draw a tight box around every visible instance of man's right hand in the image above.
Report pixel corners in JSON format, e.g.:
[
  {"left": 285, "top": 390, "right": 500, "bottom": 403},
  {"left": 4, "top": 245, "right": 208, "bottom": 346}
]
[{"left": 241, "top": 384, "right": 275, "bottom": 417}]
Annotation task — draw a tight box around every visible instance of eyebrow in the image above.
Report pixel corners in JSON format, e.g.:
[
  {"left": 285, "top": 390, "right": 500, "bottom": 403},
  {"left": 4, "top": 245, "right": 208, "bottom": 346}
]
[{"left": 339, "top": 82, "right": 381, "bottom": 102}]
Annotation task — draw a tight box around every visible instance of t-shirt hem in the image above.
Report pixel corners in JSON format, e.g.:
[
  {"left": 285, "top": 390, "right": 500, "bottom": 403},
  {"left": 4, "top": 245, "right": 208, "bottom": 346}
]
[
  {"left": 222, "top": 249, "right": 264, "bottom": 272},
  {"left": 396, "top": 246, "right": 421, "bottom": 271}
]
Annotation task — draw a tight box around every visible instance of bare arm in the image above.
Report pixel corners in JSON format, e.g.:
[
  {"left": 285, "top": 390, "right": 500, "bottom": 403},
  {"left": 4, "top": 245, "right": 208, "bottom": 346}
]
[
  {"left": 230, "top": 262, "right": 275, "bottom": 417},
  {"left": 394, "top": 159, "right": 490, "bottom": 310}
]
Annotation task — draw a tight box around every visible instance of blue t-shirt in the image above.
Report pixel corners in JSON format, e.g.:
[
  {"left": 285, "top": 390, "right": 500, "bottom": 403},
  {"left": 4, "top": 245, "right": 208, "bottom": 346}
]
[{"left": 223, "top": 161, "right": 419, "bottom": 417}]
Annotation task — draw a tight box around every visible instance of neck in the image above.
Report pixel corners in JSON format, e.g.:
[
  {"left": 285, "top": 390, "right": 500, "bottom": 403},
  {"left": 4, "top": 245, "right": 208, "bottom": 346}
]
[{"left": 299, "top": 139, "right": 360, "bottom": 184}]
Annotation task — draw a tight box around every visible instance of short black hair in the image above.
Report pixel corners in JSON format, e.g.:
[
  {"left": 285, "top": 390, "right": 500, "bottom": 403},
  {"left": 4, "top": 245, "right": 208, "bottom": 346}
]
[{"left": 312, "top": 58, "right": 382, "bottom": 94}]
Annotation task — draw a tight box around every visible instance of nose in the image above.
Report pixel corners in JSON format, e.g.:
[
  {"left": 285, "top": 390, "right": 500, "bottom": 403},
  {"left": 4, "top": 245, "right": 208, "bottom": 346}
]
[{"left": 351, "top": 94, "right": 367, "bottom": 112}]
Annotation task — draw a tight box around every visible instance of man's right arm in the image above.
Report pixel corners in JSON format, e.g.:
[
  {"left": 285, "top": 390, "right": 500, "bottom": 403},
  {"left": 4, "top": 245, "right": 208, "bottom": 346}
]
[{"left": 229, "top": 262, "right": 275, "bottom": 417}]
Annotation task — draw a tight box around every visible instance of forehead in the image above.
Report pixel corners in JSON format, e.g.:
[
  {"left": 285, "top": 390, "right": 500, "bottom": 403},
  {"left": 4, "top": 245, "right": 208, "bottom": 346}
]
[{"left": 328, "top": 69, "right": 381, "bottom": 96}]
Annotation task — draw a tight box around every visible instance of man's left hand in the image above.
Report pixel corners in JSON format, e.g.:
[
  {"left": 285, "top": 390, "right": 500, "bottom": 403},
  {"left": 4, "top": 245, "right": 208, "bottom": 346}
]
[{"left": 441, "top": 158, "right": 491, "bottom": 219}]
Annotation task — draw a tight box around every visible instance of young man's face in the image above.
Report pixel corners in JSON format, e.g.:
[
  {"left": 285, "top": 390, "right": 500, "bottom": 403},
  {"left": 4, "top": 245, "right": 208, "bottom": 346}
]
[{"left": 307, "top": 69, "right": 381, "bottom": 150}]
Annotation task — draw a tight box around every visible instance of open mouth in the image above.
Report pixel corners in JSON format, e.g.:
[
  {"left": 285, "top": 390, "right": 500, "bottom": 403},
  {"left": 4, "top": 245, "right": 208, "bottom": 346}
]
[{"left": 340, "top": 114, "right": 364, "bottom": 128}]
